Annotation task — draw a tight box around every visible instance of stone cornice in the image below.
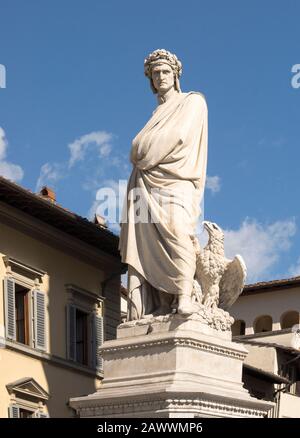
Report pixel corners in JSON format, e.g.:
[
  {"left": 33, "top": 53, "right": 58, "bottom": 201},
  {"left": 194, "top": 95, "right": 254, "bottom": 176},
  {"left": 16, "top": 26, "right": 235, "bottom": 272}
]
[
  {"left": 73, "top": 395, "right": 271, "bottom": 418},
  {"left": 101, "top": 337, "right": 247, "bottom": 360}
]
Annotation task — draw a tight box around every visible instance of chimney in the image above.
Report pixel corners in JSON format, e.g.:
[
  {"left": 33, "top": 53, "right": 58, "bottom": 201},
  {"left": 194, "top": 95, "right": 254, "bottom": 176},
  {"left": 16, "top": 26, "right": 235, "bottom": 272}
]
[
  {"left": 93, "top": 214, "right": 107, "bottom": 228},
  {"left": 39, "top": 186, "right": 56, "bottom": 203}
]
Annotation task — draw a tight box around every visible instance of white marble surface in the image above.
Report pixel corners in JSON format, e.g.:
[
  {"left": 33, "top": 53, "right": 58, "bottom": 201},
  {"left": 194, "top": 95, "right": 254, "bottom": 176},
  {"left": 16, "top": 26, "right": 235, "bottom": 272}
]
[{"left": 70, "top": 317, "right": 273, "bottom": 418}]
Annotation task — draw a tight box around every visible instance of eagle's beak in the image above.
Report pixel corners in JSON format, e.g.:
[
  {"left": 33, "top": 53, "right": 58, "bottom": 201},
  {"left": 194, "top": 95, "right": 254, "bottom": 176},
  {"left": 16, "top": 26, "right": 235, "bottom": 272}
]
[{"left": 203, "top": 221, "right": 210, "bottom": 231}]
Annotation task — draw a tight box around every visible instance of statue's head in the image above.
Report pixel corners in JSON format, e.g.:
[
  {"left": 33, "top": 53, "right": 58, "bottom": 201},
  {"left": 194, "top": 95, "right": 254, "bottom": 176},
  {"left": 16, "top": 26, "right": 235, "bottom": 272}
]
[{"left": 144, "top": 49, "right": 182, "bottom": 94}]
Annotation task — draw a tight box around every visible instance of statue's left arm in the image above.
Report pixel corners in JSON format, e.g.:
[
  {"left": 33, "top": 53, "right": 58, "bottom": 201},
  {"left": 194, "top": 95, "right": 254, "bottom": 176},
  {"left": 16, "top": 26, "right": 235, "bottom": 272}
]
[
  {"left": 178, "top": 93, "right": 207, "bottom": 145},
  {"left": 170, "top": 92, "right": 208, "bottom": 193}
]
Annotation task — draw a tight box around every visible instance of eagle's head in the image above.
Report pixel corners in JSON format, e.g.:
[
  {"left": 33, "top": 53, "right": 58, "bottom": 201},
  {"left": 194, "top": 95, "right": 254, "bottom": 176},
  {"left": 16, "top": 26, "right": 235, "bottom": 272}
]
[{"left": 203, "top": 221, "right": 224, "bottom": 245}]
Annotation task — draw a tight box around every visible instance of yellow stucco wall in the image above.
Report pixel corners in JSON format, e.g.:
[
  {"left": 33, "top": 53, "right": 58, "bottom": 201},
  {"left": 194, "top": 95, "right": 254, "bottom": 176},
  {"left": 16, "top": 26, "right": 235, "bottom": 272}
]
[
  {"left": 0, "top": 210, "right": 119, "bottom": 417},
  {"left": 0, "top": 219, "right": 107, "bottom": 357},
  {"left": 0, "top": 347, "right": 101, "bottom": 417}
]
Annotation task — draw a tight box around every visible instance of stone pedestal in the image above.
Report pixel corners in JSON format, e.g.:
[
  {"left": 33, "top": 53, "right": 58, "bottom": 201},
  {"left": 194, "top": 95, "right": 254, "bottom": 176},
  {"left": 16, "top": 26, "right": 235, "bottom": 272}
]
[{"left": 70, "top": 314, "right": 273, "bottom": 418}]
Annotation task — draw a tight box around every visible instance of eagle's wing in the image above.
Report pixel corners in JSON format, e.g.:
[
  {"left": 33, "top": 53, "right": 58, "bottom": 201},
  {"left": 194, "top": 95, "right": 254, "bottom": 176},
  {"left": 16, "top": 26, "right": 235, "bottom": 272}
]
[{"left": 218, "top": 255, "right": 247, "bottom": 311}]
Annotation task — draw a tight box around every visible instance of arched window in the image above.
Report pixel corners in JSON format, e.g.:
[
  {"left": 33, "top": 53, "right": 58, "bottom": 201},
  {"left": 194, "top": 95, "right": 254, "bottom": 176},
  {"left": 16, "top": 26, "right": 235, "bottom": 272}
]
[
  {"left": 281, "top": 311, "right": 300, "bottom": 329},
  {"left": 254, "top": 315, "right": 272, "bottom": 333},
  {"left": 232, "top": 319, "right": 246, "bottom": 336}
]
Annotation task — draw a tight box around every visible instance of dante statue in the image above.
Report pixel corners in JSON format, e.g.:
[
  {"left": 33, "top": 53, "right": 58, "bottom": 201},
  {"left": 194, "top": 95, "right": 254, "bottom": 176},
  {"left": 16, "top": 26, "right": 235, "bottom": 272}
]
[{"left": 119, "top": 49, "right": 208, "bottom": 320}]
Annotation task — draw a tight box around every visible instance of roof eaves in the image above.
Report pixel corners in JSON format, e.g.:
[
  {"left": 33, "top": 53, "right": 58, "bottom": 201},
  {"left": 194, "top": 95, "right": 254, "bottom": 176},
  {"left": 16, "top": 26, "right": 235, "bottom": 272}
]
[
  {"left": 0, "top": 176, "right": 121, "bottom": 259},
  {"left": 243, "top": 276, "right": 300, "bottom": 295},
  {"left": 243, "top": 363, "right": 290, "bottom": 384}
]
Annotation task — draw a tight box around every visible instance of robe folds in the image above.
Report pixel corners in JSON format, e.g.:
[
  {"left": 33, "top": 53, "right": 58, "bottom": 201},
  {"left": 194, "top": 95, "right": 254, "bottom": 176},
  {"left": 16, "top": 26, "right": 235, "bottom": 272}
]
[{"left": 119, "top": 92, "right": 208, "bottom": 313}]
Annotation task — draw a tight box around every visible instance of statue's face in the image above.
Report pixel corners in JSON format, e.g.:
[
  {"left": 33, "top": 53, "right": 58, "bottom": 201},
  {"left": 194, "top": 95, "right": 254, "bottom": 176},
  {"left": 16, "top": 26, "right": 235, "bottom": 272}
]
[{"left": 151, "top": 63, "right": 174, "bottom": 94}]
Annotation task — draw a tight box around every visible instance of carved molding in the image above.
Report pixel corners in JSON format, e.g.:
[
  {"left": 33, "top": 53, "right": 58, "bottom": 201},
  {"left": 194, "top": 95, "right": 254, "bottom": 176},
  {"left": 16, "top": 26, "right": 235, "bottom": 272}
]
[
  {"left": 101, "top": 337, "right": 246, "bottom": 360},
  {"left": 75, "top": 396, "right": 268, "bottom": 418}
]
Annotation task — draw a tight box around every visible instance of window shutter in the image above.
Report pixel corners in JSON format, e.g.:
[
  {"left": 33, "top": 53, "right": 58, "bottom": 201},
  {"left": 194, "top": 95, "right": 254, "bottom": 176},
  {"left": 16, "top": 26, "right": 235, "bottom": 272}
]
[
  {"left": 9, "top": 405, "right": 20, "bottom": 418},
  {"left": 4, "top": 278, "right": 16, "bottom": 341},
  {"left": 35, "top": 411, "right": 49, "bottom": 418},
  {"left": 38, "top": 412, "right": 49, "bottom": 418},
  {"left": 33, "top": 291, "right": 46, "bottom": 351},
  {"left": 92, "top": 314, "right": 104, "bottom": 371},
  {"left": 67, "top": 304, "right": 76, "bottom": 361}
]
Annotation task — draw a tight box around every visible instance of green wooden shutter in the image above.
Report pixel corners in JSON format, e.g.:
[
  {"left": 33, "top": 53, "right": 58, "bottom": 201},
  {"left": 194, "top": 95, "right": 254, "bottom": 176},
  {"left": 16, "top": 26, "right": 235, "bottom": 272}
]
[
  {"left": 92, "top": 314, "right": 104, "bottom": 371},
  {"left": 9, "top": 405, "right": 20, "bottom": 418},
  {"left": 4, "top": 278, "right": 16, "bottom": 341},
  {"left": 34, "top": 291, "right": 46, "bottom": 351},
  {"left": 67, "top": 304, "right": 76, "bottom": 361}
]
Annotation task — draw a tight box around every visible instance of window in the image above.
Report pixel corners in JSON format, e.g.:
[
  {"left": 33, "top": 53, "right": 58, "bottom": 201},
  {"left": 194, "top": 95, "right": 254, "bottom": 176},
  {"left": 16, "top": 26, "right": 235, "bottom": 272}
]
[
  {"left": 15, "top": 284, "right": 30, "bottom": 345},
  {"left": 76, "top": 309, "right": 88, "bottom": 365},
  {"left": 9, "top": 406, "right": 34, "bottom": 418},
  {"left": 9, "top": 405, "right": 48, "bottom": 418},
  {"left": 3, "top": 257, "right": 46, "bottom": 351},
  {"left": 281, "top": 311, "right": 300, "bottom": 329},
  {"left": 20, "top": 408, "right": 34, "bottom": 418},
  {"left": 66, "top": 284, "right": 104, "bottom": 371},
  {"left": 253, "top": 315, "right": 273, "bottom": 333},
  {"left": 232, "top": 319, "right": 246, "bottom": 336},
  {"left": 67, "top": 304, "right": 103, "bottom": 370},
  {"left": 7, "top": 378, "right": 49, "bottom": 418}
]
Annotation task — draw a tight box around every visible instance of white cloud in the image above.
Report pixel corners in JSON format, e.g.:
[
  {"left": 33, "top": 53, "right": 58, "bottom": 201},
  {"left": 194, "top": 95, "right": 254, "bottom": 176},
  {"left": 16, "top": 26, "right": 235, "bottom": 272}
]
[
  {"left": 35, "top": 162, "right": 65, "bottom": 191},
  {"left": 206, "top": 175, "right": 221, "bottom": 193},
  {"left": 288, "top": 257, "right": 300, "bottom": 277},
  {"left": 0, "top": 161, "right": 24, "bottom": 182},
  {"left": 99, "top": 143, "right": 112, "bottom": 157},
  {"left": 35, "top": 130, "right": 117, "bottom": 194},
  {"left": 0, "top": 127, "right": 24, "bottom": 182},
  {"left": 68, "top": 131, "right": 113, "bottom": 168},
  {"left": 223, "top": 218, "right": 296, "bottom": 283}
]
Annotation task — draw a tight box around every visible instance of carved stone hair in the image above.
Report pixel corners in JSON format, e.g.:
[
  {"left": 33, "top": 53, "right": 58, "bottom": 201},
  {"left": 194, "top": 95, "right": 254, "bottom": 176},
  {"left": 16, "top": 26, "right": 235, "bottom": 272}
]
[{"left": 144, "top": 49, "right": 182, "bottom": 94}]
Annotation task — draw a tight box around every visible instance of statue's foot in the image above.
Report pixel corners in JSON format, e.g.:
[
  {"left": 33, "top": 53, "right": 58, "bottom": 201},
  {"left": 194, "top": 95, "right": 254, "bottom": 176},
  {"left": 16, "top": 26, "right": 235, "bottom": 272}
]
[{"left": 177, "top": 295, "right": 197, "bottom": 315}]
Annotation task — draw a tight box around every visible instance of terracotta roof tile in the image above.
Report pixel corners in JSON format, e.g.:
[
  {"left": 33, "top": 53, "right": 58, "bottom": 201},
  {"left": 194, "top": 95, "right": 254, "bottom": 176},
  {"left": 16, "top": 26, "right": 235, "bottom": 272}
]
[{"left": 0, "top": 176, "right": 123, "bottom": 261}]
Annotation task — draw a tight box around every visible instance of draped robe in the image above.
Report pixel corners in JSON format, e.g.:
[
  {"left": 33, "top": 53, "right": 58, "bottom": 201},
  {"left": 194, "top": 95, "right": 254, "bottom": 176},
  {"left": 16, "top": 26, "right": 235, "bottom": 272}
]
[{"left": 119, "top": 91, "right": 208, "bottom": 319}]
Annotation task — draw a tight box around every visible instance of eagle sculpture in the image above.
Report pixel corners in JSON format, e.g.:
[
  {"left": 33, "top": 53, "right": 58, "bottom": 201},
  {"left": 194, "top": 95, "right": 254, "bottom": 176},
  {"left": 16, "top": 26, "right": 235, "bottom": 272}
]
[{"left": 194, "top": 221, "right": 247, "bottom": 311}]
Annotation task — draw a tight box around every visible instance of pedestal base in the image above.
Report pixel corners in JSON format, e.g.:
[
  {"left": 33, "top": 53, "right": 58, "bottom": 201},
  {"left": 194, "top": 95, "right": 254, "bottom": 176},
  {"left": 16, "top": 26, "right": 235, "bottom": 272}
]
[{"left": 70, "top": 315, "right": 273, "bottom": 418}]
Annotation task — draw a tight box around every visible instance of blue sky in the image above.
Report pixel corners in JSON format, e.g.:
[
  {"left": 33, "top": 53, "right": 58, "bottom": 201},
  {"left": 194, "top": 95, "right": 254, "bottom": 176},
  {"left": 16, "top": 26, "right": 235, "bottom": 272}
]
[{"left": 0, "top": 0, "right": 299, "bottom": 283}]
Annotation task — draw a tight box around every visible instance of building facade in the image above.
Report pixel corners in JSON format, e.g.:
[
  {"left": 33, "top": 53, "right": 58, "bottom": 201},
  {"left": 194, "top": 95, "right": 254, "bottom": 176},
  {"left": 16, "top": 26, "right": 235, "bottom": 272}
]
[
  {"left": 231, "top": 277, "right": 300, "bottom": 417},
  {"left": 0, "top": 177, "right": 124, "bottom": 417}
]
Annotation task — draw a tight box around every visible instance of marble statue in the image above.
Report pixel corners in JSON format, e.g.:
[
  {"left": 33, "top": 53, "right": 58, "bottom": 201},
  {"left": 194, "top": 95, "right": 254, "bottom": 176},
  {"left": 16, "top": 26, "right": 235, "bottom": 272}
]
[
  {"left": 119, "top": 49, "right": 208, "bottom": 319},
  {"left": 119, "top": 49, "right": 246, "bottom": 322},
  {"left": 70, "top": 51, "right": 269, "bottom": 420}
]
